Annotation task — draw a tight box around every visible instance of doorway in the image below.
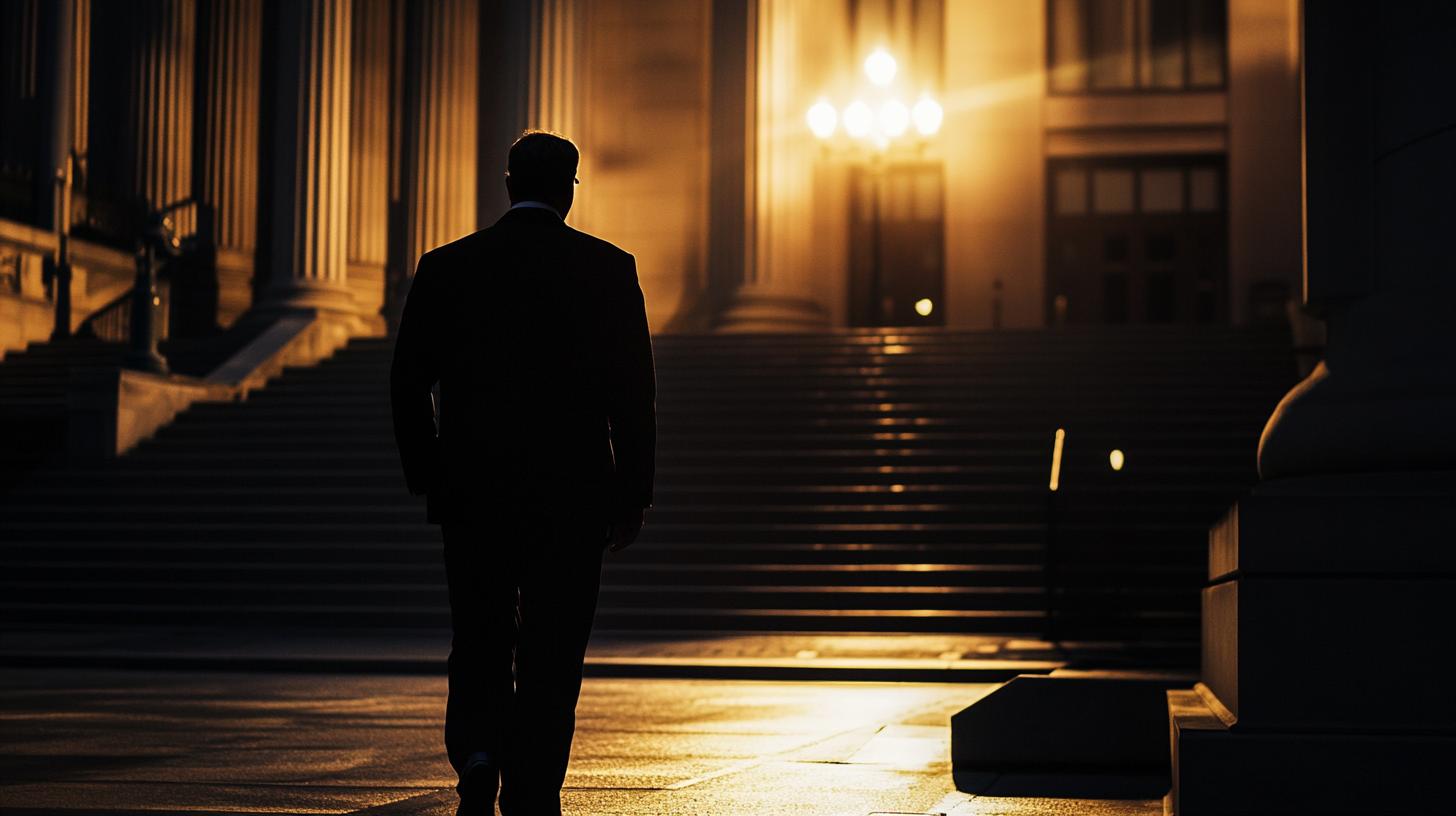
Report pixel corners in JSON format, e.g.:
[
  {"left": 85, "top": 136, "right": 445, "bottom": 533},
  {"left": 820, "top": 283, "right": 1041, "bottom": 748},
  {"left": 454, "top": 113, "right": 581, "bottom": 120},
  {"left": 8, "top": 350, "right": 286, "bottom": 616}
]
[
  {"left": 849, "top": 161, "right": 946, "bottom": 327},
  {"left": 1046, "top": 155, "right": 1227, "bottom": 325}
]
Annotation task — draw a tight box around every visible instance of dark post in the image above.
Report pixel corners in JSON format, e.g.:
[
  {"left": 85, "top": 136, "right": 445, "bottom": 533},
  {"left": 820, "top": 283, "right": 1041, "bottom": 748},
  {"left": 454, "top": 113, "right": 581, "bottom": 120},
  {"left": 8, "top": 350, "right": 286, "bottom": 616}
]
[
  {"left": 49, "top": 152, "right": 75, "bottom": 340},
  {"left": 125, "top": 237, "right": 167, "bottom": 374},
  {"left": 125, "top": 202, "right": 195, "bottom": 374}
]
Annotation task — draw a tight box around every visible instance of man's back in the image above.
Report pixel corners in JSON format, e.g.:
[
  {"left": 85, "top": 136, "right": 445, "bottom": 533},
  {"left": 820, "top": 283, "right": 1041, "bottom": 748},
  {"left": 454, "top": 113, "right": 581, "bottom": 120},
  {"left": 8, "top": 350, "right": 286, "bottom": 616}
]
[{"left": 390, "top": 206, "right": 656, "bottom": 523}]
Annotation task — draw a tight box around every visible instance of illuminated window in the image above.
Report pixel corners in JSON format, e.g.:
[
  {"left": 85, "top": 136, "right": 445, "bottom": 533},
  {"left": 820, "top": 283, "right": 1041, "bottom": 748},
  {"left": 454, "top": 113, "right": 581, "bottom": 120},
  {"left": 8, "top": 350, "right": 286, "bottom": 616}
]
[
  {"left": 1048, "top": 0, "right": 1226, "bottom": 93},
  {"left": 1093, "top": 169, "right": 1134, "bottom": 214}
]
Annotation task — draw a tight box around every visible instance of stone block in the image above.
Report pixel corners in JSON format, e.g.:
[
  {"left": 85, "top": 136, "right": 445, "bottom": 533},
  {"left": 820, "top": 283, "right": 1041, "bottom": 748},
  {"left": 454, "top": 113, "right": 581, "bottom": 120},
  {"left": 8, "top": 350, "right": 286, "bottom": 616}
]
[
  {"left": 1209, "top": 474, "right": 1456, "bottom": 581},
  {"left": 1203, "top": 576, "right": 1456, "bottom": 731},
  {"left": 1169, "top": 688, "right": 1456, "bottom": 815},
  {"left": 951, "top": 671, "right": 1191, "bottom": 773}
]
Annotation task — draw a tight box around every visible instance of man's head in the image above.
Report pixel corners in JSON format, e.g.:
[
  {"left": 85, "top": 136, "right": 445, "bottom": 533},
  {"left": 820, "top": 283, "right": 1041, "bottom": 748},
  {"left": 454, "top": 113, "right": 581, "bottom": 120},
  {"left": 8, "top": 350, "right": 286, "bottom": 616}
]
[{"left": 506, "top": 131, "right": 579, "bottom": 217}]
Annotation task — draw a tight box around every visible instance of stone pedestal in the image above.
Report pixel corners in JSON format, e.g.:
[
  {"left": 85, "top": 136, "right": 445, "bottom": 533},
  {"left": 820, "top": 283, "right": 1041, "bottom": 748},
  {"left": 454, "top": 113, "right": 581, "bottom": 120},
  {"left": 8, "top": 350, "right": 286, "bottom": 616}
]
[{"left": 1168, "top": 6, "right": 1456, "bottom": 813}]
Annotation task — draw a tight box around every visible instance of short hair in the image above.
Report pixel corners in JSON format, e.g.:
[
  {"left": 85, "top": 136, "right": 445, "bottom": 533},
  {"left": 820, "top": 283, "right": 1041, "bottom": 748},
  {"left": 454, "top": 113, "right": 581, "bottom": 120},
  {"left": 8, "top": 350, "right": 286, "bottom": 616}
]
[{"left": 506, "top": 131, "right": 579, "bottom": 199}]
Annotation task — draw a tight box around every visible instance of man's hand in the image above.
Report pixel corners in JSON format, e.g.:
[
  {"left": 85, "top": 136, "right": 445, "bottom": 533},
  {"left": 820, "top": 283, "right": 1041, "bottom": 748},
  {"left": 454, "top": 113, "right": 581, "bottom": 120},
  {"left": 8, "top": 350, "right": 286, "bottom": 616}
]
[{"left": 606, "top": 507, "right": 645, "bottom": 553}]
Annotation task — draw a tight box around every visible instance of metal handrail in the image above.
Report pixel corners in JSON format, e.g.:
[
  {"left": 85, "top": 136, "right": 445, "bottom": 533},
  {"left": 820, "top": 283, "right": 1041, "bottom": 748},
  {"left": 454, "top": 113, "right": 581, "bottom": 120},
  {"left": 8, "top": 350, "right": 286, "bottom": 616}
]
[{"left": 1044, "top": 427, "right": 1066, "bottom": 642}]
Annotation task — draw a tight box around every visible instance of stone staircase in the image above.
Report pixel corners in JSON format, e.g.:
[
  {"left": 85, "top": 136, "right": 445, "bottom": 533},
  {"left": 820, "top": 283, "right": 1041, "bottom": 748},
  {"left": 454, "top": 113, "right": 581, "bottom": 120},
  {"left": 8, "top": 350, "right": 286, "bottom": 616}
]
[
  {"left": 0, "top": 331, "right": 265, "bottom": 489},
  {"left": 0, "top": 327, "right": 1295, "bottom": 661}
]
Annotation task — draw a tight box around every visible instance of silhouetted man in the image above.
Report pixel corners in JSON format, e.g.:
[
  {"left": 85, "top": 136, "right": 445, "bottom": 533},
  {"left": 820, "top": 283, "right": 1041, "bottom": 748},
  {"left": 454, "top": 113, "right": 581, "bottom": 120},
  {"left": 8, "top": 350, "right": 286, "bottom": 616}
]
[{"left": 390, "top": 131, "right": 655, "bottom": 815}]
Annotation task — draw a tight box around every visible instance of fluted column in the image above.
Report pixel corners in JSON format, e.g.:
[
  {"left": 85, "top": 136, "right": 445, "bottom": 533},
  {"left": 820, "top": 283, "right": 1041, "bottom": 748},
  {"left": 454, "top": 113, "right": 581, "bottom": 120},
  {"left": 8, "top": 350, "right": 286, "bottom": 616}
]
[
  {"left": 346, "top": 0, "right": 389, "bottom": 324},
  {"left": 127, "top": 0, "right": 196, "bottom": 238},
  {"left": 477, "top": 0, "right": 583, "bottom": 224},
  {"left": 265, "top": 0, "right": 353, "bottom": 314},
  {"left": 199, "top": 0, "right": 261, "bottom": 326},
  {"left": 715, "top": 0, "right": 828, "bottom": 332},
  {"left": 403, "top": 0, "right": 477, "bottom": 267},
  {"left": 527, "top": 0, "right": 582, "bottom": 137}
]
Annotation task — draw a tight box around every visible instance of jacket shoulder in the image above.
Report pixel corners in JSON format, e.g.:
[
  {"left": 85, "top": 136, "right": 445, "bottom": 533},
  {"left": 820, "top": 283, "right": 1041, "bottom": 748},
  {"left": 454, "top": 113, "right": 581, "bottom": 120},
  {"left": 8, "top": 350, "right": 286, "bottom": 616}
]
[
  {"left": 417, "top": 229, "right": 492, "bottom": 270},
  {"left": 562, "top": 225, "right": 633, "bottom": 265}
]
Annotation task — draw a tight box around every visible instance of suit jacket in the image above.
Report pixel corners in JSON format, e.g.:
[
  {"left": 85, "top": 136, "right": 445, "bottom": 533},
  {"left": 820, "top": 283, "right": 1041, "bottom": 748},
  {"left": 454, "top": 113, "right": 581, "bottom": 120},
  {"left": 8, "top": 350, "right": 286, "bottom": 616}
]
[{"left": 390, "top": 206, "right": 656, "bottom": 524}]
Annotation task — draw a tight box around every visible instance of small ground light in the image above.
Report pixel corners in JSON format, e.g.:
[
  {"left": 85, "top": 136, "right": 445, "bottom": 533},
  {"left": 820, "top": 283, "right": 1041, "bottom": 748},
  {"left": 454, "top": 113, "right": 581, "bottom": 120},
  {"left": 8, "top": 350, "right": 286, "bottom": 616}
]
[
  {"left": 914, "top": 298, "right": 934, "bottom": 316},
  {"left": 1110, "top": 449, "right": 1125, "bottom": 471}
]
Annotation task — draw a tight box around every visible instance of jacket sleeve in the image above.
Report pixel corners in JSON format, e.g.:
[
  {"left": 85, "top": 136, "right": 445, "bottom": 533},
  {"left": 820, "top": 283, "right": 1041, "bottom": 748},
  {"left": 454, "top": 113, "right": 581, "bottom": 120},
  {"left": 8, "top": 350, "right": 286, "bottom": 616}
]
[
  {"left": 607, "top": 253, "right": 657, "bottom": 509},
  {"left": 390, "top": 253, "right": 442, "bottom": 496}
]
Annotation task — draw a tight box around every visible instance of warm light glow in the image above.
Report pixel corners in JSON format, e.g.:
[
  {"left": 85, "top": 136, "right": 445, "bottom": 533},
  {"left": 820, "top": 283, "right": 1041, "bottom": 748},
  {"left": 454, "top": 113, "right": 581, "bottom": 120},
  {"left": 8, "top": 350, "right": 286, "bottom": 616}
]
[
  {"left": 1110, "top": 449, "right": 1125, "bottom": 471},
  {"left": 914, "top": 298, "right": 934, "bottom": 316},
  {"left": 806, "top": 99, "right": 837, "bottom": 139},
  {"left": 1049, "top": 428, "right": 1066, "bottom": 491},
  {"left": 864, "top": 48, "right": 897, "bottom": 87},
  {"left": 843, "top": 100, "right": 873, "bottom": 138},
  {"left": 879, "top": 99, "right": 909, "bottom": 137},
  {"left": 912, "top": 96, "right": 943, "bottom": 136}
]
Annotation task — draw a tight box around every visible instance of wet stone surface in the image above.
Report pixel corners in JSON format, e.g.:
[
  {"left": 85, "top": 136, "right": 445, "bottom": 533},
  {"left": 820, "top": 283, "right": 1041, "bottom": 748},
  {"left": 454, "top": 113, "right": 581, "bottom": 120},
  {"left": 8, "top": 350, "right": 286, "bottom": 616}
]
[{"left": 0, "top": 668, "right": 1158, "bottom": 815}]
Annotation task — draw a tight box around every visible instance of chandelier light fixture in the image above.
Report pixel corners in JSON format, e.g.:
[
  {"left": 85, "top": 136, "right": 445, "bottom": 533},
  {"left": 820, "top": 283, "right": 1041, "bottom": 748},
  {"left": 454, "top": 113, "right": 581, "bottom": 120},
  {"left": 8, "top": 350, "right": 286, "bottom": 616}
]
[{"left": 804, "top": 47, "right": 943, "bottom": 146}]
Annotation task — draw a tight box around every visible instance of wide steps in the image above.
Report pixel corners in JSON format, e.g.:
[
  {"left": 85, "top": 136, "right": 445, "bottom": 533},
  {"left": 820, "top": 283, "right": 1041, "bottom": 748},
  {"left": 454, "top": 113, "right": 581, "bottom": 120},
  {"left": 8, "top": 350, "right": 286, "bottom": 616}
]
[{"left": 0, "top": 326, "right": 1295, "bottom": 652}]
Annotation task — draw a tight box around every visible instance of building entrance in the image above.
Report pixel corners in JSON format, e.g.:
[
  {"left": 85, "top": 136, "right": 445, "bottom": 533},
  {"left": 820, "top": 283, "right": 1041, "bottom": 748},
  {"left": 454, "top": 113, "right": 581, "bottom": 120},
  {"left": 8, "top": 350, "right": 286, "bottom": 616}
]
[
  {"left": 1046, "top": 155, "right": 1227, "bottom": 324},
  {"left": 849, "top": 161, "right": 946, "bottom": 327}
]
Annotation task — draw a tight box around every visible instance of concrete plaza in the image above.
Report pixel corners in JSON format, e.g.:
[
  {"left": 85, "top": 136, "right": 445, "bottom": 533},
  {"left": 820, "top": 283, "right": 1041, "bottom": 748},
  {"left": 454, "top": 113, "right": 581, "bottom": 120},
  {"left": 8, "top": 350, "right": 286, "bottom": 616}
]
[{"left": 0, "top": 667, "right": 1160, "bottom": 816}]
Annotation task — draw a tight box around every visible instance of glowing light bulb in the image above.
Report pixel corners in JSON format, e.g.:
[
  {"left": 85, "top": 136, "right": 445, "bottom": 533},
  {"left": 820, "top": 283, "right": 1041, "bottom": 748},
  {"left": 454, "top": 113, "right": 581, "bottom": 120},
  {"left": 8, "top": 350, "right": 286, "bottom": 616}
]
[
  {"left": 864, "top": 48, "right": 897, "bottom": 87},
  {"left": 1110, "top": 449, "right": 1125, "bottom": 471},
  {"left": 843, "top": 100, "right": 874, "bottom": 139},
  {"left": 806, "top": 99, "right": 837, "bottom": 139},
  {"left": 914, "top": 298, "right": 934, "bottom": 317},
  {"left": 879, "top": 99, "right": 909, "bottom": 138},
  {"left": 912, "top": 96, "right": 943, "bottom": 136}
]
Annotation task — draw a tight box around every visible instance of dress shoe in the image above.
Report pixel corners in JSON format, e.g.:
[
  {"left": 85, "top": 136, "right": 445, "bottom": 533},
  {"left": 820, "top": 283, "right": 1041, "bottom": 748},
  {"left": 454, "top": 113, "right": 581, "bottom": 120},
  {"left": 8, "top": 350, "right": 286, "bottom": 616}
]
[{"left": 456, "top": 752, "right": 499, "bottom": 815}]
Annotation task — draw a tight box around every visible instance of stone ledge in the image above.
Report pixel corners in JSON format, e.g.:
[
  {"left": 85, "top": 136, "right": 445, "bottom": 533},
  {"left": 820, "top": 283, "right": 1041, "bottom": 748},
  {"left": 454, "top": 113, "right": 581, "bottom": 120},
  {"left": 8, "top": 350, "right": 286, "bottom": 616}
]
[{"left": 66, "top": 310, "right": 359, "bottom": 459}]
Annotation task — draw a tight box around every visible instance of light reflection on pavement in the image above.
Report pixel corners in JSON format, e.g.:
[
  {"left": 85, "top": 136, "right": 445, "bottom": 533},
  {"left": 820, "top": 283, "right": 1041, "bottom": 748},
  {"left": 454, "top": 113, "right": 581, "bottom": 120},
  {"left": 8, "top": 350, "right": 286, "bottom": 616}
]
[{"left": 0, "top": 669, "right": 1160, "bottom": 815}]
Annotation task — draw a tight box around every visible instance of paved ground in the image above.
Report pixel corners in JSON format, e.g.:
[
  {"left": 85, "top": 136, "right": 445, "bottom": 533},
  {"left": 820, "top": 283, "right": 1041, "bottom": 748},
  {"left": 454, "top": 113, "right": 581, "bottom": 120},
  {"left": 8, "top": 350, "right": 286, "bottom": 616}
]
[{"left": 0, "top": 668, "right": 1161, "bottom": 815}]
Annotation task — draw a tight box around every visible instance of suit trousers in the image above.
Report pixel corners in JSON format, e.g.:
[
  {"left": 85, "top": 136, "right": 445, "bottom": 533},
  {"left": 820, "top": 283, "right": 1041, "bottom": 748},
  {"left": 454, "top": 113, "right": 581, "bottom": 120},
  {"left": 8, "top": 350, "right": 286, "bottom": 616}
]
[{"left": 442, "top": 510, "right": 605, "bottom": 815}]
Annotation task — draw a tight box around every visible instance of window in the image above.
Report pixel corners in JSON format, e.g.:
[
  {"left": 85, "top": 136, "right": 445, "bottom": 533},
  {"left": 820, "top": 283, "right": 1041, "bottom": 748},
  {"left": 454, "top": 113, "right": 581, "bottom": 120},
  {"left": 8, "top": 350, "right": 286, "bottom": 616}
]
[{"left": 1049, "top": 0, "right": 1226, "bottom": 93}]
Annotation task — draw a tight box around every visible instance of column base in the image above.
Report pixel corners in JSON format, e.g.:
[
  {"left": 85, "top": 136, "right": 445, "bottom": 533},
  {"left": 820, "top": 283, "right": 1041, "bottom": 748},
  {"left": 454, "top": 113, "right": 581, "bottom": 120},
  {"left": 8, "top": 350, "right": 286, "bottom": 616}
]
[
  {"left": 1172, "top": 474, "right": 1456, "bottom": 814},
  {"left": 215, "top": 247, "right": 254, "bottom": 329},
  {"left": 256, "top": 281, "right": 379, "bottom": 340},
  {"left": 1168, "top": 687, "right": 1456, "bottom": 815},
  {"left": 714, "top": 289, "right": 828, "bottom": 333}
]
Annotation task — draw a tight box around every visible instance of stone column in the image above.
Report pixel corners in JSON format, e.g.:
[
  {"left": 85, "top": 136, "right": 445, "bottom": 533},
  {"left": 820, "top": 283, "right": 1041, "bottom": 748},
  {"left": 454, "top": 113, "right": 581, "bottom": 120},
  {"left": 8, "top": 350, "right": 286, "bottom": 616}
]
[
  {"left": 1168, "top": 6, "right": 1456, "bottom": 814},
  {"left": 478, "top": 0, "right": 583, "bottom": 224},
  {"left": 264, "top": 0, "right": 353, "bottom": 315},
  {"left": 198, "top": 0, "right": 261, "bottom": 327},
  {"left": 715, "top": 0, "right": 828, "bottom": 332},
  {"left": 527, "top": 0, "right": 582, "bottom": 137},
  {"left": 402, "top": 0, "right": 477, "bottom": 268},
  {"left": 126, "top": 0, "right": 196, "bottom": 238},
  {"left": 346, "top": 0, "right": 389, "bottom": 328}
]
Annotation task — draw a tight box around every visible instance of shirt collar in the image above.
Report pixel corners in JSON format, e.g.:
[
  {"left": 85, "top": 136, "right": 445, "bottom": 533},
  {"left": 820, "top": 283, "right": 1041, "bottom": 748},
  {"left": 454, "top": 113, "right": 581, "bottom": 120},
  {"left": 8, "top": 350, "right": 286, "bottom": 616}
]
[{"left": 509, "top": 200, "right": 562, "bottom": 219}]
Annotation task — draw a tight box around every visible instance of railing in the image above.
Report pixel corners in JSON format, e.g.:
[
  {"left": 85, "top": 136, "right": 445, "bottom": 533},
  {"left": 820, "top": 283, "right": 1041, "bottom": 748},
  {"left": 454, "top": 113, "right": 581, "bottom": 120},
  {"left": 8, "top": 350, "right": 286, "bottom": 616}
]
[
  {"left": 78, "top": 280, "right": 170, "bottom": 345},
  {"left": 1043, "top": 427, "right": 1066, "bottom": 642},
  {"left": 81, "top": 289, "right": 132, "bottom": 342}
]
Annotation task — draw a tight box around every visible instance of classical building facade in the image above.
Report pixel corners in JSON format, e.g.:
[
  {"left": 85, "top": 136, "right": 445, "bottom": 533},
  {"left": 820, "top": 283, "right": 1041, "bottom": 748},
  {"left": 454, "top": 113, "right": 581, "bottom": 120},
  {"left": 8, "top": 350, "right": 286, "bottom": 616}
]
[{"left": 0, "top": 0, "right": 1301, "bottom": 355}]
